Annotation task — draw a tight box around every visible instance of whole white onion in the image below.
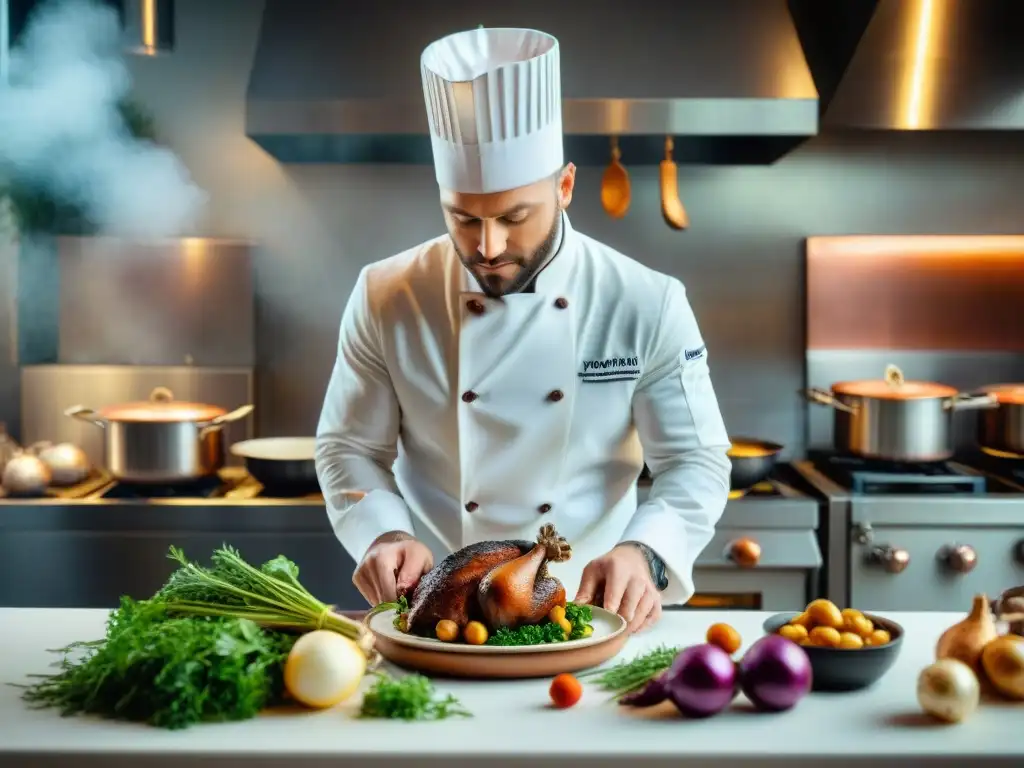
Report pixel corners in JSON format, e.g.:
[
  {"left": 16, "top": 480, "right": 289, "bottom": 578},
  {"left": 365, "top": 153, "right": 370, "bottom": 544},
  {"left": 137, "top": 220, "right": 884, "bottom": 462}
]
[{"left": 917, "top": 658, "right": 980, "bottom": 723}]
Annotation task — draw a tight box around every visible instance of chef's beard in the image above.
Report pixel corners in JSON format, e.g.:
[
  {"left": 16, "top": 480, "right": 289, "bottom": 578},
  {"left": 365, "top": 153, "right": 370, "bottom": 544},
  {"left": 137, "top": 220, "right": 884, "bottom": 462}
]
[{"left": 453, "top": 212, "right": 562, "bottom": 298}]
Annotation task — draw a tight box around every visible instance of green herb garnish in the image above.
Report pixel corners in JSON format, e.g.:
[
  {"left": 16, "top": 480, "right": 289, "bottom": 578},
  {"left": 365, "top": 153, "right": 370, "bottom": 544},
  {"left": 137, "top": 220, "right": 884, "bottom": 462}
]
[
  {"left": 16, "top": 597, "right": 297, "bottom": 729},
  {"left": 576, "top": 644, "right": 681, "bottom": 697},
  {"left": 488, "top": 622, "right": 567, "bottom": 646},
  {"left": 359, "top": 672, "right": 470, "bottom": 720},
  {"left": 564, "top": 602, "right": 593, "bottom": 639},
  {"left": 366, "top": 594, "right": 410, "bottom": 632},
  {"left": 486, "top": 602, "right": 594, "bottom": 646}
]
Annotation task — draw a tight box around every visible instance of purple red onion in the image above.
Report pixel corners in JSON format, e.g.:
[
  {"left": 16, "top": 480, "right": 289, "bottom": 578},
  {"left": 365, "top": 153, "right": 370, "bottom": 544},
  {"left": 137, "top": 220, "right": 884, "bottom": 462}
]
[
  {"left": 662, "top": 643, "right": 738, "bottom": 718},
  {"left": 738, "top": 635, "right": 812, "bottom": 712}
]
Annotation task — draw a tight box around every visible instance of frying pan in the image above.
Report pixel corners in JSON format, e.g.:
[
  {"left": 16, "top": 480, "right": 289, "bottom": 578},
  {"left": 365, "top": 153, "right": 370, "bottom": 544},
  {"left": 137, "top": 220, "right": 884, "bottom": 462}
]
[
  {"left": 727, "top": 437, "right": 784, "bottom": 491},
  {"left": 230, "top": 437, "right": 320, "bottom": 495}
]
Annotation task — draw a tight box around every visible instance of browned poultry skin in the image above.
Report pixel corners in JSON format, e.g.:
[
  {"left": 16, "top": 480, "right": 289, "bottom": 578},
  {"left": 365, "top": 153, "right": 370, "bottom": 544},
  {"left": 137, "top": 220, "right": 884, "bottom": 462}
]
[
  {"left": 404, "top": 539, "right": 532, "bottom": 636},
  {"left": 477, "top": 524, "right": 572, "bottom": 630}
]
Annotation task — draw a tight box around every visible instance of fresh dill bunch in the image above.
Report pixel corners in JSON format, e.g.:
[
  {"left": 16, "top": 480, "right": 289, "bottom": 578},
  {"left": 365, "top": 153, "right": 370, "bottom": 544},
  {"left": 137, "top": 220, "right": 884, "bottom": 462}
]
[
  {"left": 16, "top": 597, "right": 297, "bottom": 730},
  {"left": 576, "top": 644, "right": 681, "bottom": 696}
]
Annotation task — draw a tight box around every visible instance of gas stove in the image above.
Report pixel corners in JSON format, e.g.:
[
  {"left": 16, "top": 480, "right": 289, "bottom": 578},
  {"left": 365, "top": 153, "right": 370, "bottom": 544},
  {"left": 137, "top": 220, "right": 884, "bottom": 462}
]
[
  {"left": 33, "top": 466, "right": 323, "bottom": 502},
  {"left": 794, "top": 451, "right": 1024, "bottom": 612},
  {"left": 805, "top": 450, "right": 988, "bottom": 495}
]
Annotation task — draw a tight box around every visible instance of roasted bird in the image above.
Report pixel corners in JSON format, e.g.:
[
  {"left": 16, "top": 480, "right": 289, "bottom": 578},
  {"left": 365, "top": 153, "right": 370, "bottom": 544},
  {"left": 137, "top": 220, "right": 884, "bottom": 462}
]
[
  {"left": 477, "top": 524, "right": 572, "bottom": 629},
  {"left": 403, "top": 524, "right": 572, "bottom": 636}
]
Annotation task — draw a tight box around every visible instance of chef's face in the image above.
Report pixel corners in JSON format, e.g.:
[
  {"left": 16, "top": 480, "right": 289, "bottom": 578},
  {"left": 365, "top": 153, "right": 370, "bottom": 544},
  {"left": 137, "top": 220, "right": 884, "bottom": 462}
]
[{"left": 441, "top": 163, "right": 576, "bottom": 297}]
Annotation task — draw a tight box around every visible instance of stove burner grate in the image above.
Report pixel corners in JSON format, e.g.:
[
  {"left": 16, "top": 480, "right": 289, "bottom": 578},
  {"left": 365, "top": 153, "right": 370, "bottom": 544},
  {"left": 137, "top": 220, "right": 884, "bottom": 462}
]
[
  {"left": 809, "top": 450, "right": 986, "bottom": 495},
  {"left": 101, "top": 475, "right": 227, "bottom": 499}
]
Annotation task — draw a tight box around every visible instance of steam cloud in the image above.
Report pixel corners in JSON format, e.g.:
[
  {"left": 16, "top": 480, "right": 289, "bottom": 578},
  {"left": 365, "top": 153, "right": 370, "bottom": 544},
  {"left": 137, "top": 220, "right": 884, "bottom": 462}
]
[{"left": 0, "top": 0, "right": 207, "bottom": 237}]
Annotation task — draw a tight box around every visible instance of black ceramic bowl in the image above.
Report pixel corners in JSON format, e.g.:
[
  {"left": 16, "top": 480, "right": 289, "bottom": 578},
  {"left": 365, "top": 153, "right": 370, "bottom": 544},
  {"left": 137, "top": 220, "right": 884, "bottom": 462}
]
[{"left": 762, "top": 611, "right": 904, "bottom": 692}]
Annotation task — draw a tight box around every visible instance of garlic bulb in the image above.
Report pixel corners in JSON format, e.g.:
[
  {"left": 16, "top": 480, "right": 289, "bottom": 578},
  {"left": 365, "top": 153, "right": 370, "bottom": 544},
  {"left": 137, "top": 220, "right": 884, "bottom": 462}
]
[
  {"left": 1, "top": 453, "right": 53, "bottom": 496},
  {"left": 37, "top": 442, "right": 90, "bottom": 487},
  {"left": 917, "top": 658, "right": 980, "bottom": 724}
]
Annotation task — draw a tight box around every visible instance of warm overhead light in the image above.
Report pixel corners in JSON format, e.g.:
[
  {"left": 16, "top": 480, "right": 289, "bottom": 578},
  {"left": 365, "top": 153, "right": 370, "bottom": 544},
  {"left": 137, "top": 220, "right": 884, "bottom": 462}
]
[{"left": 121, "top": 0, "right": 174, "bottom": 57}]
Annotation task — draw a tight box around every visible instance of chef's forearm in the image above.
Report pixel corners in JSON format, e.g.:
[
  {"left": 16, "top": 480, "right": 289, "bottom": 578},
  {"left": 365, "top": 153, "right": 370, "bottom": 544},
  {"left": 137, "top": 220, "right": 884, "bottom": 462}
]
[
  {"left": 621, "top": 447, "right": 730, "bottom": 603},
  {"left": 315, "top": 436, "right": 415, "bottom": 562}
]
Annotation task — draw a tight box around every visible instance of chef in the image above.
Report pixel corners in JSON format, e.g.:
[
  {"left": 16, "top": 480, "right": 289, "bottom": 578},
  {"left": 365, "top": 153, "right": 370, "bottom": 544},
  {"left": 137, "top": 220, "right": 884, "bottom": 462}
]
[{"left": 316, "top": 27, "right": 731, "bottom": 633}]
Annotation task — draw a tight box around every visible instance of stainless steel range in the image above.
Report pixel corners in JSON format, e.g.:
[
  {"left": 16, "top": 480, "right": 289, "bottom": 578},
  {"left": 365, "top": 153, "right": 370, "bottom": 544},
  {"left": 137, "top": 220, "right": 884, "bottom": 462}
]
[
  {"left": 795, "top": 451, "right": 1024, "bottom": 611},
  {"left": 640, "top": 464, "right": 823, "bottom": 611},
  {"left": 0, "top": 468, "right": 366, "bottom": 610}
]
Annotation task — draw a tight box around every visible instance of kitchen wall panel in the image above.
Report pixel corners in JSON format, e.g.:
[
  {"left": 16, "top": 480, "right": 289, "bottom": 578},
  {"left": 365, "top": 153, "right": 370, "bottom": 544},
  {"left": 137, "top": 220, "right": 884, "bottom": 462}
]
[{"left": 3, "top": 0, "right": 1024, "bottom": 458}]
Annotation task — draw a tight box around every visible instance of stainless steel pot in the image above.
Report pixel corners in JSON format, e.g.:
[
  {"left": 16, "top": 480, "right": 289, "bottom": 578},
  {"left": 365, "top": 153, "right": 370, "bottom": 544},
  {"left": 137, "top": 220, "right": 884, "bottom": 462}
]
[
  {"left": 975, "top": 384, "right": 1024, "bottom": 457},
  {"left": 803, "top": 365, "right": 997, "bottom": 462},
  {"left": 65, "top": 387, "right": 254, "bottom": 483}
]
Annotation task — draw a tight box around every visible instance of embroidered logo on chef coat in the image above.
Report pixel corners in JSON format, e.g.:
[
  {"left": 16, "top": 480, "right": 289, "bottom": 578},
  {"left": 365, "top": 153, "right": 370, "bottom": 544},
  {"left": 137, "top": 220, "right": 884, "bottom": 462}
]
[
  {"left": 684, "top": 344, "right": 706, "bottom": 361},
  {"left": 579, "top": 355, "right": 641, "bottom": 383}
]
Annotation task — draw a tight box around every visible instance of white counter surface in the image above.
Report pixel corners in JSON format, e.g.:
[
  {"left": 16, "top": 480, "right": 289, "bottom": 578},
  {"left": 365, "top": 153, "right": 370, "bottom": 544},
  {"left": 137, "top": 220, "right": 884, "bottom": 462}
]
[{"left": 1, "top": 608, "right": 1020, "bottom": 768}]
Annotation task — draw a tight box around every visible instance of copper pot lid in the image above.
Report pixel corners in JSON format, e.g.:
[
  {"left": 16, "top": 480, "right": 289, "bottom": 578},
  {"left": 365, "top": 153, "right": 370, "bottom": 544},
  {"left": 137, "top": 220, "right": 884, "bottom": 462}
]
[
  {"left": 979, "top": 383, "right": 1024, "bottom": 405},
  {"left": 832, "top": 364, "right": 958, "bottom": 401},
  {"left": 96, "top": 387, "right": 227, "bottom": 423}
]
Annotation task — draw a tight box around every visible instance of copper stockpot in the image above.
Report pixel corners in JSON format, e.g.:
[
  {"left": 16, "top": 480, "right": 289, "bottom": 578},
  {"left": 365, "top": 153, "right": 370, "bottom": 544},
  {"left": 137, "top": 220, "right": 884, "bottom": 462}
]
[
  {"left": 803, "top": 365, "right": 997, "bottom": 462},
  {"left": 65, "top": 387, "right": 254, "bottom": 483},
  {"left": 975, "top": 383, "right": 1024, "bottom": 457}
]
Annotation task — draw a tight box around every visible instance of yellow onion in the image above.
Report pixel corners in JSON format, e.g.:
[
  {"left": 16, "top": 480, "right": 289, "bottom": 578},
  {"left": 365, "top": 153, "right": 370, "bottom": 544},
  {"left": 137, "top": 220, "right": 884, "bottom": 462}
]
[
  {"left": 936, "top": 594, "right": 998, "bottom": 672},
  {"left": 980, "top": 635, "right": 1024, "bottom": 700}
]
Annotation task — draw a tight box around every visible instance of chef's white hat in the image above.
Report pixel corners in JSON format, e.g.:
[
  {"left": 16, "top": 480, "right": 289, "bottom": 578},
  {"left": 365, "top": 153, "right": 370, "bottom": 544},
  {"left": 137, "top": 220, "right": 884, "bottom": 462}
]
[{"left": 420, "top": 27, "right": 564, "bottom": 194}]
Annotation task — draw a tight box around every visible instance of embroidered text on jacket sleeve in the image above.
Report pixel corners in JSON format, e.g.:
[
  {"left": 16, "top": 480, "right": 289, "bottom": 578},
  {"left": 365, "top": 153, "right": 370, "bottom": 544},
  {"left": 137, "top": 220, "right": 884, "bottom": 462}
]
[
  {"left": 315, "top": 267, "right": 415, "bottom": 564},
  {"left": 621, "top": 277, "right": 731, "bottom": 606}
]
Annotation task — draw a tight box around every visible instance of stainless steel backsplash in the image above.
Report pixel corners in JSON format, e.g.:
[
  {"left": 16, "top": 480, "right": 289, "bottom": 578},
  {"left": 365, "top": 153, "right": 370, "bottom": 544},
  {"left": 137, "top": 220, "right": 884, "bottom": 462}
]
[{"left": 56, "top": 237, "right": 255, "bottom": 367}]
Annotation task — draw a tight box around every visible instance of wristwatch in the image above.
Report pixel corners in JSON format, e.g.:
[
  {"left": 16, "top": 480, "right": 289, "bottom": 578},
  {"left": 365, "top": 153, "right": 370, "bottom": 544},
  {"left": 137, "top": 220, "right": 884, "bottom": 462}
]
[{"left": 622, "top": 541, "right": 669, "bottom": 592}]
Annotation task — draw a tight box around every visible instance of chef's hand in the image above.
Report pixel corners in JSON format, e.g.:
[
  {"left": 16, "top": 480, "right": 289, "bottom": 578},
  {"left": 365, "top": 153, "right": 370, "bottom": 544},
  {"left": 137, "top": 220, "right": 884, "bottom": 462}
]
[
  {"left": 353, "top": 531, "right": 433, "bottom": 606},
  {"left": 574, "top": 544, "right": 662, "bottom": 634}
]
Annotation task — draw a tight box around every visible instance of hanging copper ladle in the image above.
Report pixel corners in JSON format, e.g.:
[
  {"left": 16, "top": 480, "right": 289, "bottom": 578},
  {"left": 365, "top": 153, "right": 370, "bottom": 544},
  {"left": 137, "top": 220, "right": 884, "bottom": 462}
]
[
  {"left": 600, "top": 136, "right": 631, "bottom": 219},
  {"left": 660, "top": 136, "right": 689, "bottom": 230}
]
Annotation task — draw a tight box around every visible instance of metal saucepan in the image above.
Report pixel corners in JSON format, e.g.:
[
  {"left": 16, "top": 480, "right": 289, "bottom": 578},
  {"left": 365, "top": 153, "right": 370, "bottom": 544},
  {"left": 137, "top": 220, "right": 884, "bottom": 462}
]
[
  {"left": 728, "top": 437, "right": 783, "bottom": 491},
  {"left": 974, "top": 383, "right": 1024, "bottom": 457},
  {"left": 802, "top": 364, "right": 997, "bottom": 462},
  {"left": 230, "top": 437, "right": 320, "bottom": 495},
  {"left": 65, "top": 387, "right": 254, "bottom": 483}
]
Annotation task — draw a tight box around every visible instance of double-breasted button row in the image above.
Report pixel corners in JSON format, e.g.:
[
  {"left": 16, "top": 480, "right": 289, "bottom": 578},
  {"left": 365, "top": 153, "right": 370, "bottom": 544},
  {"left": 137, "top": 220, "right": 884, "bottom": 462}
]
[
  {"left": 461, "top": 389, "right": 565, "bottom": 404},
  {"left": 463, "top": 501, "right": 552, "bottom": 515},
  {"left": 465, "top": 297, "right": 568, "bottom": 316}
]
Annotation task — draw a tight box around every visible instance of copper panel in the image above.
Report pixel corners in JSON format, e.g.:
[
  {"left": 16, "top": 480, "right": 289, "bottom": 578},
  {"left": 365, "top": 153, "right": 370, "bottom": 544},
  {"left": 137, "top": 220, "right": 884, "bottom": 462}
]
[{"left": 807, "top": 235, "right": 1024, "bottom": 351}]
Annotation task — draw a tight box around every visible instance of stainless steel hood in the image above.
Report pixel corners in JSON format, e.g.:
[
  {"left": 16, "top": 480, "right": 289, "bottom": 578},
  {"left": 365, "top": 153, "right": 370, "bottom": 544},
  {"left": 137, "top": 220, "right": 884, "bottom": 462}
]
[
  {"left": 246, "top": 0, "right": 821, "bottom": 166},
  {"left": 2, "top": 0, "right": 174, "bottom": 65},
  {"left": 796, "top": 0, "right": 1024, "bottom": 131}
]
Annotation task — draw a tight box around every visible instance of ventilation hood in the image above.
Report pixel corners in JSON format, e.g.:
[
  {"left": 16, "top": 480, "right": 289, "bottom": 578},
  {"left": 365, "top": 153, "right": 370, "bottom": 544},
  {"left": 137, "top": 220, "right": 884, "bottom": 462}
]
[
  {"left": 794, "top": 0, "right": 1024, "bottom": 131},
  {"left": 246, "top": 0, "right": 820, "bottom": 166}
]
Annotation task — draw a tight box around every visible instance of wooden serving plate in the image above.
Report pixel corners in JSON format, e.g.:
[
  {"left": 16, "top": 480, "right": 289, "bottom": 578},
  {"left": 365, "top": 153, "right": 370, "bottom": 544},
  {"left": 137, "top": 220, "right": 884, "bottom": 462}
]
[{"left": 366, "top": 607, "right": 629, "bottom": 679}]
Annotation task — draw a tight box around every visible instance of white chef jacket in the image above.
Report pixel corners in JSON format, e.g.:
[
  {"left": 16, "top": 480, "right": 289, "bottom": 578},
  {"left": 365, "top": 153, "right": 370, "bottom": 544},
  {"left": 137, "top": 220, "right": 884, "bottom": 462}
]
[{"left": 316, "top": 215, "right": 731, "bottom": 605}]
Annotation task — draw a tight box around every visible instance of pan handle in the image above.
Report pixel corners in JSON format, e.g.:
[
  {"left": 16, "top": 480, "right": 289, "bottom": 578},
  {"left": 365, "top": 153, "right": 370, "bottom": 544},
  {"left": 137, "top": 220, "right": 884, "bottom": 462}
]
[
  {"left": 198, "top": 404, "right": 255, "bottom": 439},
  {"left": 944, "top": 393, "right": 998, "bottom": 412},
  {"left": 800, "top": 387, "right": 857, "bottom": 414},
  {"left": 64, "top": 405, "right": 107, "bottom": 429}
]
